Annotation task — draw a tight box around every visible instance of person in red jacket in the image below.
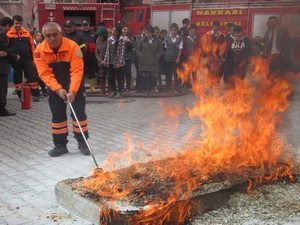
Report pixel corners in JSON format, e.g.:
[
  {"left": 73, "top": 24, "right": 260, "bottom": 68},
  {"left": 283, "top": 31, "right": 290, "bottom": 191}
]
[{"left": 34, "top": 22, "right": 90, "bottom": 157}]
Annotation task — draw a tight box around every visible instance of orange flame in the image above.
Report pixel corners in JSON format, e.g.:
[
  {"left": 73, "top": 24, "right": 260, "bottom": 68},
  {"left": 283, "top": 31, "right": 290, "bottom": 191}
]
[{"left": 81, "top": 40, "right": 298, "bottom": 224}]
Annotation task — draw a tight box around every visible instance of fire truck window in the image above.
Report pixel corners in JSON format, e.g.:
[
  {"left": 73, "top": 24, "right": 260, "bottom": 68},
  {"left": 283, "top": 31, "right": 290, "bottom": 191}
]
[
  {"left": 136, "top": 10, "right": 144, "bottom": 23},
  {"left": 123, "top": 10, "right": 134, "bottom": 23}
]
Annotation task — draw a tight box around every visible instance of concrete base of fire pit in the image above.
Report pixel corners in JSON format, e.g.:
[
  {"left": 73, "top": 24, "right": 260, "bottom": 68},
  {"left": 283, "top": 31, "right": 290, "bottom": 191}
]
[
  {"left": 55, "top": 179, "right": 137, "bottom": 224},
  {"left": 55, "top": 178, "right": 242, "bottom": 225}
]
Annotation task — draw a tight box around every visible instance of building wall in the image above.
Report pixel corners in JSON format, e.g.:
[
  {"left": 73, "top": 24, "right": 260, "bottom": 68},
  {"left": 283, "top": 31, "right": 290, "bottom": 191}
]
[{"left": 0, "top": 0, "right": 35, "bottom": 30}]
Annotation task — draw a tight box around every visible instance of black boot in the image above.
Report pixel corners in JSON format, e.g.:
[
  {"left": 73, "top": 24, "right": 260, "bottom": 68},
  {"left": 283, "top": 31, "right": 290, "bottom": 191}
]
[
  {"left": 32, "top": 89, "right": 40, "bottom": 102},
  {"left": 78, "top": 141, "right": 91, "bottom": 155},
  {"left": 17, "top": 90, "right": 22, "bottom": 101},
  {"left": 48, "top": 144, "right": 68, "bottom": 157}
]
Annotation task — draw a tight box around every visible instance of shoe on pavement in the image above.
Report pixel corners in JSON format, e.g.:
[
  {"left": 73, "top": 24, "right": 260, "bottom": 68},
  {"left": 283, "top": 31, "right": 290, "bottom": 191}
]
[
  {"left": 114, "top": 93, "right": 123, "bottom": 99},
  {"left": 78, "top": 141, "right": 91, "bottom": 155},
  {"left": 12, "top": 89, "right": 17, "bottom": 95},
  {"left": 48, "top": 145, "right": 69, "bottom": 157},
  {"left": 33, "top": 96, "right": 40, "bottom": 102},
  {"left": 0, "top": 109, "right": 16, "bottom": 117},
  {"left": 107, "top": 92, "right": 116, "bottom": 98}
]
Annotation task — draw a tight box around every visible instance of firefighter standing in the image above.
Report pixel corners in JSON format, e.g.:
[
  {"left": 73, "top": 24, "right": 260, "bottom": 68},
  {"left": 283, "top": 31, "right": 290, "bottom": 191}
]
[
  {"left": 7, "top": 15, "right": 40, "bottom": 101},
  {"left": 34, "top": 22, "right": 90, "bottom": 157},
  {"left": 63, "top": 20, "right": 86, "bottom": 54},
  {"left": 81, "top": 20, "right": 98, "bottom": 92}
]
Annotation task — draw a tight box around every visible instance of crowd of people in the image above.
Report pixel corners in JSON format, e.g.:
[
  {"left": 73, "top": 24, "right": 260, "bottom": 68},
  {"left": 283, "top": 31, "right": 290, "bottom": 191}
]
[
  {"left": 0, "top": 15, "right": 292, "bottom": 156},
  {"left": 64, "top": 16, "right": 291, "bottom": 97},
  {"left": 0, "top": 15, "right": 292, "bottom": 107}
]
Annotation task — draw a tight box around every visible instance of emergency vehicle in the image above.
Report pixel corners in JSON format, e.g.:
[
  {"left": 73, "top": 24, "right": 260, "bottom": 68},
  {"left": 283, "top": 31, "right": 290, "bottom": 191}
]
[
  {"left": 34, "top": 0, "right": 300, "bottom": 66},
  {"left": 34, "top": 0, "right": 122, "bottom": 31}
]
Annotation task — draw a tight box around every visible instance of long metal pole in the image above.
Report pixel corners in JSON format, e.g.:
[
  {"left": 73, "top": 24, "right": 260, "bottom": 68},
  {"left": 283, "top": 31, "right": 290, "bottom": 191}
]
[{"left": 68, "top": 102, "right": 99, "bottom": 168}]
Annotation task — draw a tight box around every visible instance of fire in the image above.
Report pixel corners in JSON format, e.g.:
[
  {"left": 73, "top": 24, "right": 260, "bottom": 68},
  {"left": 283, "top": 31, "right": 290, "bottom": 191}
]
[{"left": 80, "top": 42, "right": 298, "bottom": 224}]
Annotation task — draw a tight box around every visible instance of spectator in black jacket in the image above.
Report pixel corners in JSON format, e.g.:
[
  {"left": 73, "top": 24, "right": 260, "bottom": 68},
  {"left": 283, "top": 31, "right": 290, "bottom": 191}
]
[
  {"left": 223, "top": 25, "right": 251, "bottom": 88},
  {"left": 63, "top": 20, "right": 85, "bottom": 54},
  {"left": 0, "top": 17, "right": 19, "bottom": 116}
]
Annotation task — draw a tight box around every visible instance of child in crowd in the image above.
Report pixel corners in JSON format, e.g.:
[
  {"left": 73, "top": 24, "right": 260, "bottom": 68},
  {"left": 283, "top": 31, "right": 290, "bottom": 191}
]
[
  {"left": 158, "top": 29, "right": 168, "bottom": 91},
  {"left": 185, "top": 24, "right": 199, "bottom": 85},
  {"left": 122, "top": 25, "right": 134, "bottom": 92},
  {"left": 95, "top": 27, "right": 108, "bottom": 94},
  {"left": 164, "top": 23, "right": 183, "bottom": 93},
  {"left": 104, "top": 24, "right": 126, "bottom": 99},
  {"left": 135, "top": 25, "right": 163, "bottom": 94}
]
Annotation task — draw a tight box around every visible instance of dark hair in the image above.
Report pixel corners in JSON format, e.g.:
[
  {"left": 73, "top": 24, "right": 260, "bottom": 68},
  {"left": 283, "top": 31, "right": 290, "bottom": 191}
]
[
  {"left": 233, "top": 25, "right": 242, "bottom": 33},
  {"left": 144, "top": 25, "right": 154, "bottom": 34},
  {"left": 12, "top": 15, "right": 23, "bottom": 22},
  {"left": 226, "top": 22, "right": 235, "bottom": 28},
  {"left": 212, "top": 21, "right": 220, "bottom": 26},
  {"left": 160, "top": 29, "right": 167, "bottom": 34},
  {"left": 268, "top": 16, "right": 278, "bottom": 22},
  {"left": 114, "top": 23, "right": 123, "bottom": 54},
  {"left": 0, "top": 17, "right": 13, "bottom": 27},
  {"left": 154, "top": 26, "right": 160, "bottom": 31},
  {"left": 189, "top": 24, "right": 197, "bottom": 31},
  {"left": 30, "top": 30, "right": 36, "bottom": 38},
  {"left": 170, "top": 23, "right": 179, "bottom": 30},
  {"left": 98, "top": 21, "right": 105, "bottom": 27},
  {"left": 182, "top": 18, "right": 190, "bottom": 25}
]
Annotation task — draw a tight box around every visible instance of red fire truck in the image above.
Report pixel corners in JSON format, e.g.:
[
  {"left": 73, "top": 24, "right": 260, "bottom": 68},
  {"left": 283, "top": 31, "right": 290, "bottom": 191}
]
[
  {"left": 34, "top": 0, "right": 300, "bottom": 66},
  {"left": 34, "top": 0, "right": 122, "bottom": 31}
]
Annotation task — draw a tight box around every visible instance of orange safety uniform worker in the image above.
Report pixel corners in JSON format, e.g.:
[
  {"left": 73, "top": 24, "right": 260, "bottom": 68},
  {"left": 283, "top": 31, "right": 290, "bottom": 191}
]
[
  {"left": 7, "top": 15, "right": 40, "bottom": 101},
  {"left": 34, "top": 22, "right": 90, "bottom": 157}
]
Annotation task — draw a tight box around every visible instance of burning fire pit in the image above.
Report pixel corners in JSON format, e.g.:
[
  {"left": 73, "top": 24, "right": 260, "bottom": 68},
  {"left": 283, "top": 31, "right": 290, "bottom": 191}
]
[
  {"left": 56, "top": 50, "right": 299, "bottom": 224},
  {"left": 55, "top": 159, "right": 299, "bottom": 225}
]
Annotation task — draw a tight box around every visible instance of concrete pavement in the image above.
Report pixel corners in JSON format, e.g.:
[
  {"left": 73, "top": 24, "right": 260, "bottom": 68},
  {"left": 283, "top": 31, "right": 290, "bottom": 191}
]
[{"left": 0, "top": 81, "right": 299, "bottom": 225}]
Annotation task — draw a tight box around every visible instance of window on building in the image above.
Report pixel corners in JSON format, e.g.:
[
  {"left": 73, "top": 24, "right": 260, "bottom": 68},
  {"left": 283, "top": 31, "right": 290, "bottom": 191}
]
[{"left": 136, "top": 10, "right": 144, "bottom": 22}]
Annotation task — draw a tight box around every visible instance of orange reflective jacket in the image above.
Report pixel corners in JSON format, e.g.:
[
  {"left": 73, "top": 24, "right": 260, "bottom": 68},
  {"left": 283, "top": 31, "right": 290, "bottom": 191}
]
[
  {"left": 7, "top": 27, "right": 35, "bottom": 58},
  {"left": 34, "top": 37, "right": 84, "bottom": 94}
]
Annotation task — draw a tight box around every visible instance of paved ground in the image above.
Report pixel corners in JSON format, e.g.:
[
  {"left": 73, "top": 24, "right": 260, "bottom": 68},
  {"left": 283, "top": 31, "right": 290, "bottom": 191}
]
[{"left": 0, "top": 80, "right": 299, "bottom": 225}]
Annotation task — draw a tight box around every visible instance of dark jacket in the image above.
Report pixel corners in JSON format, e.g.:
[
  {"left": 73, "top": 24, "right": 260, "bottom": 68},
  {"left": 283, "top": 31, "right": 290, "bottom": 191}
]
[
  {"left": 164, "top": 35, "right": 182, "bottom": 62},
  {"left": 263, "top": 28, "right": 291, "bottom": 61},
  {"left": 135, "top": 36, "right": 163, "bottom": 73},
  {"left": 64, "top": 31, "right": 86, "bottom": 55},
  {"left": 225, "top": 37, "right": 252, "bottom": 64},
  {"left": 0, "top": 27, "right": 18, "bottom": 75}
]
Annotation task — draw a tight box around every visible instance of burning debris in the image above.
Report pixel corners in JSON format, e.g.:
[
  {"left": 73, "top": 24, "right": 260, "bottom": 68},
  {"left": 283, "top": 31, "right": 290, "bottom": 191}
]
[{"left": 57, "top": 42, "right": 299, "bottom": 224}]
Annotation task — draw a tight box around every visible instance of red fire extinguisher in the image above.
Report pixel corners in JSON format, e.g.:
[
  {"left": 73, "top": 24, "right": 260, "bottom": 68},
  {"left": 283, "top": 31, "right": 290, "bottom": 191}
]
[{"left": 22, "top": 84, "right": 31, "bottom": 109}]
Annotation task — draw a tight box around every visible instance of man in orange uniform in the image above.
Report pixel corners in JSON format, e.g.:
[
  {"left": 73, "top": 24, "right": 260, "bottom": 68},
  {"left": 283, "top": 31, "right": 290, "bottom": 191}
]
[
  {"left": 34, "top": 22, "right": 90, "bottom": 157},
  {"left": 7, "top": 15, "right": 40, "bottom": 101}
]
